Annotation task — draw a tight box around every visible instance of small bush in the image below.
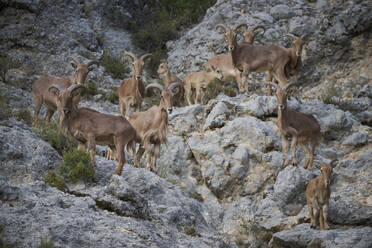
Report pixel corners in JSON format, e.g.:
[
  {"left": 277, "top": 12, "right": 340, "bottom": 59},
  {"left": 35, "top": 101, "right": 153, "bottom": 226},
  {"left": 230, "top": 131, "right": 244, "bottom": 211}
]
[
  {"left": 319, "top": 85, "right": 340, "bottom": 105},
  {"left": 59, "top": 149, "right": 95, "bottom": 183},
  {"left": 0, "top": 95, "right": 12, "bottom": 120},
  {"left": 14, "top": 108, "right": 32, "bottom": 126},
  {"left": 106, "top": 88, "right": 119, "bottom": 104},
  {"left": 101, "top": 50, "right": 129, "bottom": 79},
  {"left": 36, "top": 122, "right": 77, "bottom": 155},
  {"left": 205, "top": 79, "right": 236, "bottom": 102},
  {"left": 44, "top": 171, "right": 67, "bottom": 191},
  {"left": 38, "top": 236, "right": 55, "bottom": 248},
  {"left": 0, "top": 54, "right": 21, "bottom": 82},
  {"left": 83, "top": 80, "right": 104, "bottom": 99}
]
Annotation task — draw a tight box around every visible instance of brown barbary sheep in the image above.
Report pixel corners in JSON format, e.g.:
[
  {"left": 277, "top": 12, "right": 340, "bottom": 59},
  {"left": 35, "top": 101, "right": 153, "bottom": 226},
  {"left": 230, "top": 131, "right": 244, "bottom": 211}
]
[
  {"left": 242, "top": 25, "right": 265, "bottom": 44},
  {"left": 157, "top": 61, "right": 183, "bottom": 89},
  {"left": 48, "top": 84, "right": 137, "bottom": 176},
  {"left": 183, "top": 66, "right": 223, "bottom": 105},
  {"left": 32, "top": 55, "right": 100, "bottom": 126},
  {"left": 128, "top": 91, "right": 170, "bottom": 172},
  {"left": 118, "top": 52, "right": 152, "bottom": 118},
  {"left": 145, "top": 82, "right": 184, "bottom": 110},
  {"left": 306, "top": 159, "right": 338, "bottom": 230},
  {"left": 217, "top": 23, "right": 291, "bottom": 95},
  {"left": 270, "top": 82, "right": 321, "bottom": 170}
]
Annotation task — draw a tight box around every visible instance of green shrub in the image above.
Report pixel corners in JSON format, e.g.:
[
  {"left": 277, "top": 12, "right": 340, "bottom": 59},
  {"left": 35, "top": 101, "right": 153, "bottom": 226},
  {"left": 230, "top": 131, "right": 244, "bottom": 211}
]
[
  {"left": 38, "top": 236, "right": 55, "bottom": 248},
  {"left": 101, "top": 50, "right": 129, "bottom": 79},
  {"left": 59, "top": 149, "right": 95, "bottom": 183},
  {"left": 319, "top": 85, "right": 340, "bottom": 105},
  {"left": 82, "top": 80, "right": 104, "bottom": 99},
  {"left": 36, "top": 122, "right": 77, "bottom": 155},
  {"left": 14, "top": 108, "right": 32, "bottom": 126},
  {"left": 129, "top": 0, "right": 216, "bottom": 76},
  {"left": 44, "top": 171, "right": 67, "bottom": 191},
  {"left": 106, "top": 88, "right": 119, "bottom": 104},
  {"left": 0, "top": 54, "right": 21, "bottom": 82},
  {"left": 0, "top": 95, "right": 12, "bottom": 120},
  {"left": 205, "top": 79, "right": 236, "bottom": 102}
]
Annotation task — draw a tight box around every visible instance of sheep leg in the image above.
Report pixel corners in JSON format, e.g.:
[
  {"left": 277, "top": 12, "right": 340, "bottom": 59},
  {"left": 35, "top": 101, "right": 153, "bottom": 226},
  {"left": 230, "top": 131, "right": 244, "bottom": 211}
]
[
  {"left": 291, "top": 135, "right": 298, "bottom": 166},
  {"left": 308, "top": 204, "right": 316, "bottom": 228},
  {"left": 119, "top": 100, "right": 125, "bottom": 117},
  {"left": 33, "top": 95, "right": 42, "bottom": 127},
  {"left": 241, "top": 68, "right": 250, "bottom": 94},
  {"left": 136, "top": 145, "right": 146, "bottom": 167},
  {"left": 125, "top": 102, "right": 131, "bottom": 119},
  {"left": 274, "top": 66, "right": 288, "bottom": 89},
  {"left": 308, "top": 139, "right": 317, "bottom": 170},
  {"left": 146, "top": 150, "right": 152, "bottom": 170},
  {"left": 184, "top": 85, "right": 192, "bottom": 106},
  {"left": 45, "top": 109, "right": 55, "bottom": 124},
  {"left": 281, "top": 135, "right": 289, "bottom": 166},
  {"left": 266, "top": 72, "right": 273, "bottom": 95},
  {"left": 319, "top": 207, "right": 324, "bottom": 230},
  {"left": 87, "top": 134, "right": 96, "bottom": 170},
  {"left": 322, "top": 204, "right": 330, "bottom": 230},
  {"left": 299, "top": 141, "right": 310, "bottom": 169},
  {"left": 114, "top": 141, "right": 126, "bottom": 176},
  {"left": 195, "top": 86, "right": 201, "bottom": 104}
]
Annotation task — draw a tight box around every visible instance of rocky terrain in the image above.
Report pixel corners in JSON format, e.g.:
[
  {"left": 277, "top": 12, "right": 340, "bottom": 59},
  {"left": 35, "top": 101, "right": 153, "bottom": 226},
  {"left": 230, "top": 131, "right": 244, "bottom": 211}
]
[{"left": 1, "top": 0, "right": 372, "bottom": 247}]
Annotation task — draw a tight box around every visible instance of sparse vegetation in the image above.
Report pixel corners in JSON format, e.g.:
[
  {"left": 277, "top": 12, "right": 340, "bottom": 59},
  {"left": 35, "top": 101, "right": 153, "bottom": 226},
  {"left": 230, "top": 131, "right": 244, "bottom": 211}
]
[
  {"left": 44, "top": 171, "right": 67, "bottom": 191},
  {"left": 59, "top": 149, "right": 95, "bottom": 183},
  {"left": 83, "top": 80, "right": 104, "bottom": 99},
  {"left": 14, "top": 108, "right": 32, "bottom": 126},
  {"left": 105, "top": 88, "right": 119, "bottom": 104},
  {"left": 0, "top": 95, "right": 12, "bottom": 120},
  {"left": 45, "top": 149, "right": 95, "bottom": 190},
  {"left": 0, "top": 54, "right": 21, "bottom": 82},
  {"left": 38, "top": 236, "right": 55, "bottom": 248},
  {"left": 319, "top": 85, "right": 340, "bottom": 105},
  {"left": 191, "top": 191, "right": 204, "bottom": 202},
  {"left": 101, "top": 50, "right": 130, "bottom": 79},
  {"left": 205, "top": 79, "right": 236, "bottom": 102},
  {"left": 129, "top": 0, "right": 216, "bottom": 75},
  {"left": 35, "top": 122, "right": 77, "bottom": 155}
]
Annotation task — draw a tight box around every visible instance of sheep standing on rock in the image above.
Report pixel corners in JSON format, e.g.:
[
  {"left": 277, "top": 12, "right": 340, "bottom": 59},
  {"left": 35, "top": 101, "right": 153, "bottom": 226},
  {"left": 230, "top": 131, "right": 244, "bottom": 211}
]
[
  {"left": 32, "top": 55, "right": 100, "bottom": 126},
  {"left": 306, "top": 159, "right": 338, "bottom": 230},
  {"left": 270, "top": 82, "right": 320, "bottom": 170}
]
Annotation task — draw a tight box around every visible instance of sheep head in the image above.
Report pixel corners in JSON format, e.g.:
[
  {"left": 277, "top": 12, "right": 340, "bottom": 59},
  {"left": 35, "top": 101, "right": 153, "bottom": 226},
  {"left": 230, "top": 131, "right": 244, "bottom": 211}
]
[
  {"left": 157, "top": 62, "right": 169, "bottom": 75},
  {"left": 267, "top": 82, "right": 297, "bottom": 111},
  {"left": 123, "top": 52, "right": 152, "bottom": 80},
  {"left": 67, "top": 54, "right": 101, "bottom": 84},
  {"left": 293, "top": 37, "right": 304, "bottom": 56},
  {"left": 243, "top": 25, "right": 265, "bottom": 44},
  {"left": 49, "top": 84, "right": 85, "bottom": 121},
  {"left": 320, "top": 159, "right": 338, "bottom": 186},
  {"left": 217, "top": 23, "right": 247, "bottom": 51}
]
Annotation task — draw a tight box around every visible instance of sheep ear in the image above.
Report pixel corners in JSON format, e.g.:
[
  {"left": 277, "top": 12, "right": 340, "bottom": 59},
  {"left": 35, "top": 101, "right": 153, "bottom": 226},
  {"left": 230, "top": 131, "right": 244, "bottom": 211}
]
[{"left": 70, "top": 62, "right": 77, "bottom": 69}]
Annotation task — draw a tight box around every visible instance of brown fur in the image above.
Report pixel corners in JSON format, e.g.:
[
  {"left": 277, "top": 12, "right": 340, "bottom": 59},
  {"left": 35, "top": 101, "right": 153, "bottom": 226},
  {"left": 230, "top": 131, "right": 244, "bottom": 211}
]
[
  {"left": 129, "top": 97, "right": 169, "bottom": 172},
  {"left": 32, "top": 57, "right": 99, "bottom": 126},
  {"left": 273, "top": 83, "right": 321, "bottom": 170},
  {"left": 118, "top": 52, "right": 151, "bottom": 118},
  {"left": 183, "top": 67, "right": 223, "bottom": 105},
  {"left": 51, "top": 84, "right": 137, "bottom": 176},
  {"left": 146, "top": 82, "right": 184, "bottom": 109},
  {"left": 217, "top": 23, "right": 291, "bottom": 95},
  {"left": 156, "top": 62, "right": 185, "bottom": 107},
  {"left": 306, "top": 160, "right": 337, "bottom": 230}
]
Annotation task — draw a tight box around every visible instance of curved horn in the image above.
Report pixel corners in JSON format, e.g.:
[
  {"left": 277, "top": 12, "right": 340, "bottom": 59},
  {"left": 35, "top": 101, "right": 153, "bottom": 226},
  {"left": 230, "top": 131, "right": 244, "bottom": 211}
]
[
  {"left": 265, "top": 82, "right": 280, "bottom": 90},
  {"left": 216, "top": 24, "right": 228, "bottom": 32},
  {"left": 86, "top": 60, "right": 99, "bottom": 67},
  {"left": 67, "top": 84, "right": 85, "bottom": 93},
  {"left": 122, "top": 52, "right": 137, "bottom": 62},
  {"left": 168, "top": 82, "right": 183, "bottom": 95},
  {"left": 253, "top": 25, "right": 266, "bottom": 34},
  {"left": 234, "top": 23, "right": 248, "bottom": 32},
  {"left": 285, "top": 33, "right": 296, "bottom": 39},
  {"left": 140, "top": 53, "right": 152, "bottom": 62},
  {"left": 67, "top": 56, "right": 79, "bottom": 65},
  {"left": 145, "top": 83, "right": 164, "bottom": 95},
  {"left": 48, "top": 84, "right": 64, "bottom": 93},
  {"left": 283, "top": 82, "right": 298, "bottom": 91}
]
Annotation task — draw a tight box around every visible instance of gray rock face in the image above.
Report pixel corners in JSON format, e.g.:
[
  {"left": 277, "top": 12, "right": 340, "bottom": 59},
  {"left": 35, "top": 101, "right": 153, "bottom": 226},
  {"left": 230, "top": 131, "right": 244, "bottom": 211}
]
[
  {"left": 270, "top": 224, "right": 372, "bottom": 248},
  {"left": 270, "top": 4, "right": 294, "bottom": 20}
]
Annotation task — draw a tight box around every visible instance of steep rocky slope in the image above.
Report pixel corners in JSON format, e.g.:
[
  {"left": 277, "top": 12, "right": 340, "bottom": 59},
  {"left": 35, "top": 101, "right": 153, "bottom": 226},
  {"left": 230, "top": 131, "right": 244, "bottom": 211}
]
[{"left": 1, "top": 0, "right": 372, "bottom": 247}]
